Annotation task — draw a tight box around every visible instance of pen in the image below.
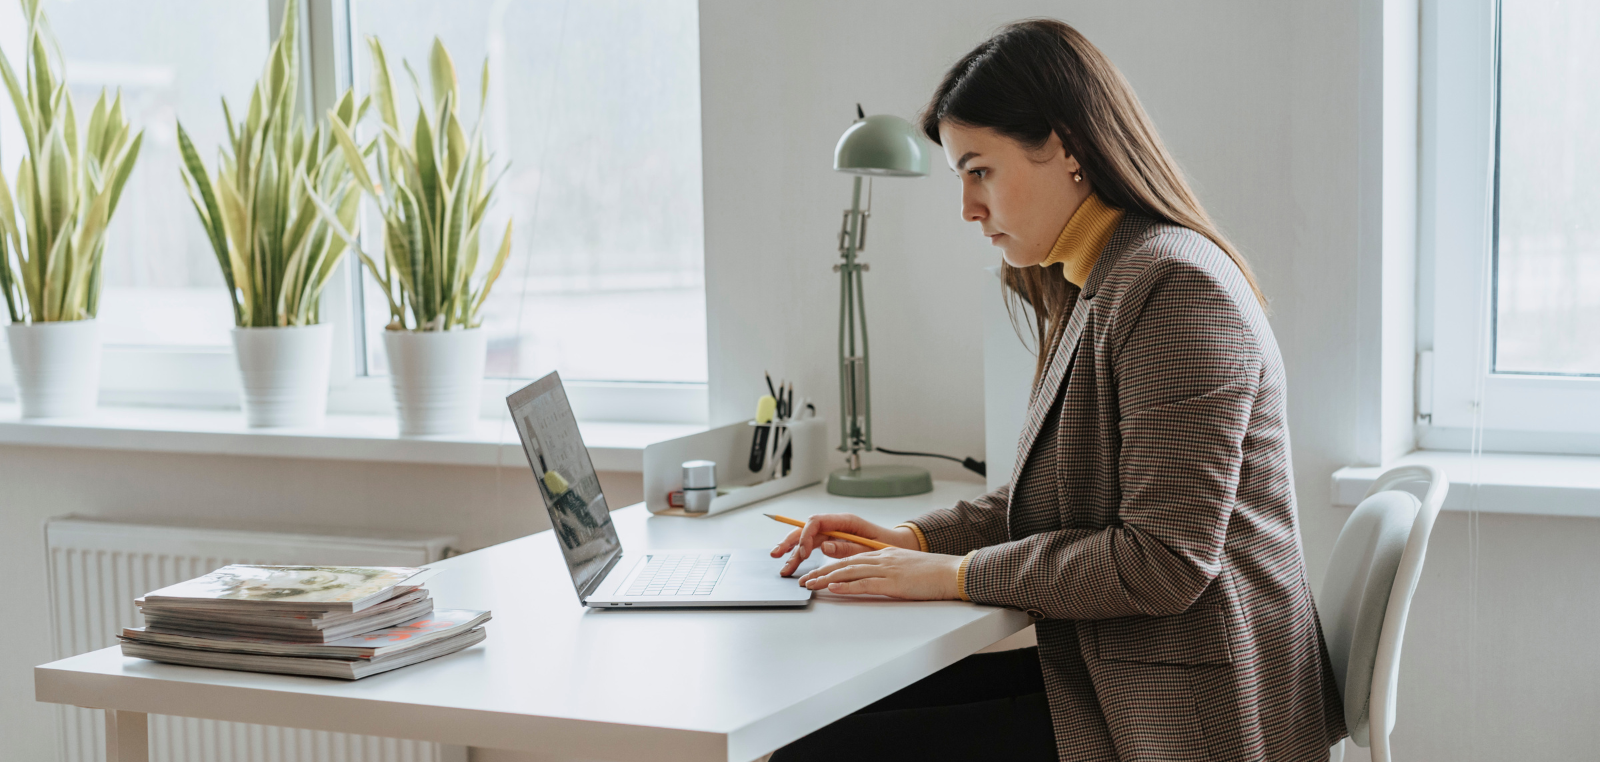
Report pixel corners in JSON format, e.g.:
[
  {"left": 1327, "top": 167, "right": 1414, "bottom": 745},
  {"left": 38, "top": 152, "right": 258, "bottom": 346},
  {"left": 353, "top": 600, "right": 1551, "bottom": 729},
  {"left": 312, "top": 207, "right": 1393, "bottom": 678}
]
[
  {"left": 768, "top": 423, "right": 791, "bottom": 481},
  {"left": 755, "top": 372, "right": 781, "bottom": 475},
  {"left": 764, "top": 513, "right": 892, "bottom": 551},
  {"left": 778, "top": 382, "right": 794, "bottom": 476}
]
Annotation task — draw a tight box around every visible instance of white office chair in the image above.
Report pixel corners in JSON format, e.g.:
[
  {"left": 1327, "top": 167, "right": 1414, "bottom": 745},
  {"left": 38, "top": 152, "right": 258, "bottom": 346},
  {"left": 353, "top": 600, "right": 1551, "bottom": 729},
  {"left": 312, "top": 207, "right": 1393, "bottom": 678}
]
[{"left": 1319, "top": 464, "right": 1447, "bottom": 762}]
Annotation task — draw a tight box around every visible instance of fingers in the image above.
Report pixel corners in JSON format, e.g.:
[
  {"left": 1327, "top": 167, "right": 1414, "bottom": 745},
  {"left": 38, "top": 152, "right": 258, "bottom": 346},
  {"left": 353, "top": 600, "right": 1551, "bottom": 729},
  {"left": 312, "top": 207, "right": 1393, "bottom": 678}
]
[
  {"left": 820, "top": 540, "right": 873, "bottom": 558},
  {"left": 821, "top": 578, "right": 891, "bottom": 596},
  {"left": 775, "top": 514, "right": 882, "bottom": 577},
  {"left": 795, "top": 554, "right": 855, "bottom": 584},
  {"left": 779, "top": 544, "right": 808, "bottom": 577},
  {"left": 781, "top": 539, "right": 868, "bottom": 575},
  {"left": 769, "top": 528, "right": 803, "bottom": 558},
  {"left": 780, "top": 515, "right": 832, "bottom": 577},
  {"left": 795, "top": 515, "right": 829, "bottom": 556},
  {"left": 797, "top": 552, "right": 883, "bottom": 586},
  {"left": 802, "top": 566, "right": 881, "bottom": 590},
  {"left": 800, "top": 560, "right": 892, "bottom": 596},
  {"left": 780, "top": 526, "right": 829, "bottom": 577},
  {"left": 798, "top": 514, "right": 880, "bottom": 554}
]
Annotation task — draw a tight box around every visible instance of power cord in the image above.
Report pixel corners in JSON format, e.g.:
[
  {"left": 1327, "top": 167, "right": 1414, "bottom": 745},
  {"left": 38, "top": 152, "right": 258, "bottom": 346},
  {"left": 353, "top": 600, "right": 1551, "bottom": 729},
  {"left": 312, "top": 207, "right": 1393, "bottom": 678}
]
[{"left": 874, "top": 446, "right": 986, "bottom": 478}]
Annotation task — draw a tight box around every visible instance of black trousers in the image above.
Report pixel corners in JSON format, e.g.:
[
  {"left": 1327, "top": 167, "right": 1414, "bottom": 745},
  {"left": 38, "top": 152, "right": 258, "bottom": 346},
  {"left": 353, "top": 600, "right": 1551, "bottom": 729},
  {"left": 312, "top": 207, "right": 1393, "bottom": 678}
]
[{"left": 769, "top": 647, "right": 1058, "bottom": 762}]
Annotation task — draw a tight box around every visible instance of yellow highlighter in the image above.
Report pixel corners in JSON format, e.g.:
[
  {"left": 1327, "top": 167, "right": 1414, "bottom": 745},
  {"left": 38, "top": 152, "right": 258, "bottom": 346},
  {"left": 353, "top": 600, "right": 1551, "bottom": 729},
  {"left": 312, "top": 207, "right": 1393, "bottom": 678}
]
[{"left": 747, "top": 394, "right": 777, "bottom": 472}]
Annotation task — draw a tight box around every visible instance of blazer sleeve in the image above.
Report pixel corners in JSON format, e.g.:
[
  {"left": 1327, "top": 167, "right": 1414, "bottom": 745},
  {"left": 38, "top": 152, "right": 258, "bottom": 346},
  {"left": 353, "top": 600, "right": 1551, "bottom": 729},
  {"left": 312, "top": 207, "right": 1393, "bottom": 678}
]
[
  {"left": 961, "top": 258, "right": 1261, "bottom": 619},
  {"left": 903, "top": 482, "right": 1013, "bottom": 556}
]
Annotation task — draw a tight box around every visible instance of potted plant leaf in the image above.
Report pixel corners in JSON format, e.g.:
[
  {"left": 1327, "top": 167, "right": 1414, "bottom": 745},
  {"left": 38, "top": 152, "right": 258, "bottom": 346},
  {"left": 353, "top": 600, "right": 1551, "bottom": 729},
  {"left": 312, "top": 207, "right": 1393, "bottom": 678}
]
[
  {"left": 176, "top": 0, "right": 365, "bottom": 428},
  {"left": 315, "top": 36, "right": 512, "bottom": 436},
  {"left": 0, "top": 0, "right": 143, "bottom": 418}
]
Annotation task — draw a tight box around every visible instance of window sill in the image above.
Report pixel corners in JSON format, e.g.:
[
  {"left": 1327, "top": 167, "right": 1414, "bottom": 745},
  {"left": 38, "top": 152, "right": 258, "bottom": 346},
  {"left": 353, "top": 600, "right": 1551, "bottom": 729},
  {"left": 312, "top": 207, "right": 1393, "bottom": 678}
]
[
  {"left": 1331, "top": 450, "right": 1600, "bottom": 518},
  {"left": 0, "top": 403, "right": 706, "bottom": 473}
]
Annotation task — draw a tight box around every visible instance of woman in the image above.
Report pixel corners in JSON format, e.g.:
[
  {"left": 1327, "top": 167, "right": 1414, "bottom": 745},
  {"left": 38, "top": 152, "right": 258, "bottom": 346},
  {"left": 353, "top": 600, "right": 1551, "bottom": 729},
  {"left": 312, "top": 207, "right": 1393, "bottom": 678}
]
[{"left": 768, "top": 19, "right": 1346, "bottom": 762}]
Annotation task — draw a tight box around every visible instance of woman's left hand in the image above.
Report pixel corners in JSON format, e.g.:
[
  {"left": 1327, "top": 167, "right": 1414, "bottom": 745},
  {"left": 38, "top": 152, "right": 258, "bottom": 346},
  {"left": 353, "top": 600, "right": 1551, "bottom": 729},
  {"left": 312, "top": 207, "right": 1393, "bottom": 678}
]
[{"left": 796, "top": 548, "right": 965, "bottom": 600}]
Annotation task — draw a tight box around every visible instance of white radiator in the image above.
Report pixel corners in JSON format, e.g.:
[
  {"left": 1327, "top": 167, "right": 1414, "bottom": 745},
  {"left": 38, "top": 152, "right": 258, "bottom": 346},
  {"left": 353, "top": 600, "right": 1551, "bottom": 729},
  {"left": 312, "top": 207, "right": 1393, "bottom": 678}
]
[{"left": 44, "top": 516, "right": 465, "bottom": 762}]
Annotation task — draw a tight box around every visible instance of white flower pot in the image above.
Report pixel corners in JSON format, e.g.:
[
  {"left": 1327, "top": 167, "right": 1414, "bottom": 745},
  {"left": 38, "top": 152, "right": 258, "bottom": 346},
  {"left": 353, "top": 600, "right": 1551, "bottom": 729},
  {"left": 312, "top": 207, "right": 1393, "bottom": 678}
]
[
  {"left": 383, "top": 328, "right": 487, "bottom": 437},
  {"left": 6, "top": 320, "right": 102, "bottom": 419},
  {"left": 231, "top": 325, "right": 333, "bottom": 428}
]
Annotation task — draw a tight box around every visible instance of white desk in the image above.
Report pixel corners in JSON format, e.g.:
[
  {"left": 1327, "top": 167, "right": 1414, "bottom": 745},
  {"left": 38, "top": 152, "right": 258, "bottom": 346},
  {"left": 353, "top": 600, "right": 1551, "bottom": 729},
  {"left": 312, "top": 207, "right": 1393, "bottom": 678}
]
[{"left": 36, "top": 481, "right": 1029, "bottom": 762}]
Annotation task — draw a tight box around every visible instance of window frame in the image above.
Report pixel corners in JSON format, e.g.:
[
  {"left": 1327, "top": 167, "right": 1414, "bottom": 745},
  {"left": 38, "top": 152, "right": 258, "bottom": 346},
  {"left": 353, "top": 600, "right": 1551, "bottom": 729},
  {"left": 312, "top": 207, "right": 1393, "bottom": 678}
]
[
  {"left": 0, "top": 0, "right": 708, "bottom": 427},
  {"left": 1418, "top": 0, "right": 1600, "bottom": 455}
]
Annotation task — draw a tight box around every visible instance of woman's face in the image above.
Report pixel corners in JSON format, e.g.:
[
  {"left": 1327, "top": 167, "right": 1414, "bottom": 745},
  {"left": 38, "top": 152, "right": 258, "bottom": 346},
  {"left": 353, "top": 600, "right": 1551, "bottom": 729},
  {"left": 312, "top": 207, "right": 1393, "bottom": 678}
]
[{"left": 937, "top": 122, "right": 1091, "bottom": 267}]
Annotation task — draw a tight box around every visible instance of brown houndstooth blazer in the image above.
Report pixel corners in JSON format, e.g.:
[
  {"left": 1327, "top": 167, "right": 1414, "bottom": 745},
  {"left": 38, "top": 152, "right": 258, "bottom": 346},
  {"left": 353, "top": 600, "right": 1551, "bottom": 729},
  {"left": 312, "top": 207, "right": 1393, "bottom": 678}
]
[{"left": 911, "top": 213, "right": 1346, "bottom": 761}]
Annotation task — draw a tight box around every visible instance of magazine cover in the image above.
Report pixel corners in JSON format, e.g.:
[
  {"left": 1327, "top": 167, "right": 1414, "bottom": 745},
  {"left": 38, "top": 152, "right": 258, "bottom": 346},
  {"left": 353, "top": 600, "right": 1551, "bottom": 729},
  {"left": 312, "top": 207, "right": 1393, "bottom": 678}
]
[
  {"left": 143, "top": 565, "right": 434, "bottom": 610},
  {"left": 136, "top": 589, "right": 432, "bottom": 627},
  {"left": 143, "top": 597, "right": 439, "bottom": 643},
  {"left": 122, "top": 627, "right": 488, "bottom": 680},
  {"left": 123, "top": 610, "right": 491, "bottom": 660}
]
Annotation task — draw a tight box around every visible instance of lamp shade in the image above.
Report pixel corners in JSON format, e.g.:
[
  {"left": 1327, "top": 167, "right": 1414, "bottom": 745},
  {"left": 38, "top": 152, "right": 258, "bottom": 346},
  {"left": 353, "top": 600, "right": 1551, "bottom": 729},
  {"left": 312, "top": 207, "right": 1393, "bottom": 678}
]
[{"left": 833, "top": 114, "right": 931, "bottom": 177}]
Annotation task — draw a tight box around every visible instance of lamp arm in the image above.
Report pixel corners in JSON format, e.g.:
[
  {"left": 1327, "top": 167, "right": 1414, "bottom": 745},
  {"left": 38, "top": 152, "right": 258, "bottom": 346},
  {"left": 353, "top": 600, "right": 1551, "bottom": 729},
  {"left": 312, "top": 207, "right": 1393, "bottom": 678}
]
[
  {"left": 855, "top": 261, "right": 871, "bottom": 451},
  {"left": 844, "top": 249, "right": 857, "bottom": 451},
  {"left": 837, "top": 175, "right": 865, "bottom": 457}
]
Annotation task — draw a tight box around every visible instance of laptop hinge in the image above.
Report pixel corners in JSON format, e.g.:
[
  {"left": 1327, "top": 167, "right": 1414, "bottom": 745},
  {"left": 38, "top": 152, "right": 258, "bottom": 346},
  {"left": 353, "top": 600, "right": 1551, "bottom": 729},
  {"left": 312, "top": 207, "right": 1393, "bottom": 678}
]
[{"left": 579, "top": 551, "right": 625, "bottom": 604}]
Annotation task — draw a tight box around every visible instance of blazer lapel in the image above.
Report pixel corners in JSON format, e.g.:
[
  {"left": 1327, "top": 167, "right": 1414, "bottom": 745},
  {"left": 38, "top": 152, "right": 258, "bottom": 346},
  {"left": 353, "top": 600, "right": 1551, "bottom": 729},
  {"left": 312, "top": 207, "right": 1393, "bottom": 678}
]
[
  {"left": 1006, "top": 213, "right": 1154, "bottom": 492},
  {"left": 1008, "top": 298, "right": 1089, "bottom": 489}
]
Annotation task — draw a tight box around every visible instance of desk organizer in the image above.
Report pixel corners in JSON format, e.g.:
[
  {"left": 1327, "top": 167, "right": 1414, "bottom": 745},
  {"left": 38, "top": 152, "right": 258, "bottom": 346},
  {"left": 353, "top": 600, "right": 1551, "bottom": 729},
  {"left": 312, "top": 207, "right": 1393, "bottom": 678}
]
[{"left": 645, "top": 418, "right": 827, "bottom": 517}]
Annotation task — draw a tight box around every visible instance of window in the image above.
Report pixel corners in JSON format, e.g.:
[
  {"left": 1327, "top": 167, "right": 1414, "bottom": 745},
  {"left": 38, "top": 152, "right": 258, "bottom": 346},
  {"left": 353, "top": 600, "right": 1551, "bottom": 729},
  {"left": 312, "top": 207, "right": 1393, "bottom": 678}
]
[
  {"left": 0, "top": 1, "right": 269, "bottom": 349},
  {"left": 1492, "top": 0, "right": 1600, "bottom": 375},
  {"left": 1421, "top": 0, "right": 1600, "bottom": 453},
  {"left": 349, "top": 0, "right": 707, "bottom": 385},
  {"left": 1, "top": 0, "right": 707, "bottom": 421}
]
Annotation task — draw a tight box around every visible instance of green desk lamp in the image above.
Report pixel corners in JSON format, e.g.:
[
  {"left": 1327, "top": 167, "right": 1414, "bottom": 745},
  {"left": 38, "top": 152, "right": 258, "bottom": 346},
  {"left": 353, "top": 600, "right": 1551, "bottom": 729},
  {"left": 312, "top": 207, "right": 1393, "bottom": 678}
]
[{"left": 827, "top": 107, "right": 934, "bottom": 498}]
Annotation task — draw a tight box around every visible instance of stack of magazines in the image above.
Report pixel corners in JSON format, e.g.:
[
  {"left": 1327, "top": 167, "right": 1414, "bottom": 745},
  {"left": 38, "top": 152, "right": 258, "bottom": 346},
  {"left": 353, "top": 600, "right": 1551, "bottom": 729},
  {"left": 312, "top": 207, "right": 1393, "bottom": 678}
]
[{"left": 120, "top": 565, "right": 489, "bottom": 680}]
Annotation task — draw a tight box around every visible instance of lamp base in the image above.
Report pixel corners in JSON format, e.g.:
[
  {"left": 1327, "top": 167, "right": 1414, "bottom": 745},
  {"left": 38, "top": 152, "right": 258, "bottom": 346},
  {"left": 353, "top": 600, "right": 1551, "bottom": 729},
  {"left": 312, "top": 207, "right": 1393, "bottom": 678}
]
[{"left": 826, "top": 464, "right": 933, "bottom": 498}]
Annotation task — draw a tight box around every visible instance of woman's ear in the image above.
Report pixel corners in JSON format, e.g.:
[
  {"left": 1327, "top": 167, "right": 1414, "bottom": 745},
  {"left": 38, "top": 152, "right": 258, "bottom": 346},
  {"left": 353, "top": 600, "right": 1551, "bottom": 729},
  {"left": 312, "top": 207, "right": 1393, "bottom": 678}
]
[
  {"left": 1032, "top": 129, "right": 1074, "bottom": 167},
  {"left": 1051, "top": 127, "right": 1070, "bottom": 153}
]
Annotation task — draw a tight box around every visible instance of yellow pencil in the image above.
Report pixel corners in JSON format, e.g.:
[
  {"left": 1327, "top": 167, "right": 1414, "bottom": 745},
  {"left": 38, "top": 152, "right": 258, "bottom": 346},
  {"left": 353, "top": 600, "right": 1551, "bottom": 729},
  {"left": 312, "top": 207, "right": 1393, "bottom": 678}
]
[{"left": 764, "top": 513, "right": 892, "bottom": 550}]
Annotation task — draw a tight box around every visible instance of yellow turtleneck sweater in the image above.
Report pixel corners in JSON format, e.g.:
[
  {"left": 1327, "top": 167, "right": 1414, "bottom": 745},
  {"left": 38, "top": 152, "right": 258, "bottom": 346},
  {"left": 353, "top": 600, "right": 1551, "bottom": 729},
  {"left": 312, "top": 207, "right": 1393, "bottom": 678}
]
[
  {"left": 895, "top": 194, "right": 1124, "bottom": 602},
  {"left": 1039, "top": 192, "right": 1123, "bottom": 286}
]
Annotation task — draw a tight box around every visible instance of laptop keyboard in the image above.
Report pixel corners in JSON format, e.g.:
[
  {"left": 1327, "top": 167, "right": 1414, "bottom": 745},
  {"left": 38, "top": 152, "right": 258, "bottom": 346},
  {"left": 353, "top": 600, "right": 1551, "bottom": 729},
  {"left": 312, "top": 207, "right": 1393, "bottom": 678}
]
[{"left": 625, "top": 553, "right": 731, "bottom": 596}]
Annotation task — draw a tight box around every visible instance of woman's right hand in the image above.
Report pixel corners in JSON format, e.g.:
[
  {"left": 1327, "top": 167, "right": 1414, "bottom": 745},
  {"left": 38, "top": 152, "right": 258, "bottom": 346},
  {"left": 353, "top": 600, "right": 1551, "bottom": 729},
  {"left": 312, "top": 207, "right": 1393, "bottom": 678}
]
[{"left": 771, "top": 513, "right": 921, "bottom": 577}]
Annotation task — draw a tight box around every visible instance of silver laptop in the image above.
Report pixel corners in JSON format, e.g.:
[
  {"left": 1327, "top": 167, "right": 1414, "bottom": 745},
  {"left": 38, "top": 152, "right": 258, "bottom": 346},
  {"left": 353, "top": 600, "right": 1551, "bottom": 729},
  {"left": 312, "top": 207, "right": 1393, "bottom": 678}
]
[{"left": 508, "top": 372, "right": 813, "bottom": 609}]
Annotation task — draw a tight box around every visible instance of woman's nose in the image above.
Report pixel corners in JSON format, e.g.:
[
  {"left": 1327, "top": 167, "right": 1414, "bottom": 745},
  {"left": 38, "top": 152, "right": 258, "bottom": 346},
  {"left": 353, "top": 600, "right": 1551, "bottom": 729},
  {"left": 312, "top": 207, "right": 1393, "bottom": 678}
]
[{"left": 962, "top": 189, "right": 986, "bottom": 222}]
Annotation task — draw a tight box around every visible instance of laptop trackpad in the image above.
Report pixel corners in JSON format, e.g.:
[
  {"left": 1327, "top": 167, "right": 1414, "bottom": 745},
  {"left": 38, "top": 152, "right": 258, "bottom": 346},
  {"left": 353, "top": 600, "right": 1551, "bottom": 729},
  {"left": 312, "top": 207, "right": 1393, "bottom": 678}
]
[
  {"left": 598, "top": 550, "right": 823, "bottom": 603},
  {"left": 781, "top": 552, "right": 825, "bottom": 578}
]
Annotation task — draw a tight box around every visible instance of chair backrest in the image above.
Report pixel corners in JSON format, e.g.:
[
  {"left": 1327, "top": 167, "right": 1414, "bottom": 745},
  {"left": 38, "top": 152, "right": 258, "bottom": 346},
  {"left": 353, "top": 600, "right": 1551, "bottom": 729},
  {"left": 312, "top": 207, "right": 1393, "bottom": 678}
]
[{"left": 1319, "top": 465, "right": 1447, "bottom": 753}]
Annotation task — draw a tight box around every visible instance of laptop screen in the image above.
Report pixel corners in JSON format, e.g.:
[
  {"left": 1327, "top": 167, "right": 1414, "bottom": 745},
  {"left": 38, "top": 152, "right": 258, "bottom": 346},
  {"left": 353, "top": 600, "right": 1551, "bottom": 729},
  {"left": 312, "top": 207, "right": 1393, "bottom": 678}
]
[{"left": 507, "top": 372, "right": 621, "bottom": 599}]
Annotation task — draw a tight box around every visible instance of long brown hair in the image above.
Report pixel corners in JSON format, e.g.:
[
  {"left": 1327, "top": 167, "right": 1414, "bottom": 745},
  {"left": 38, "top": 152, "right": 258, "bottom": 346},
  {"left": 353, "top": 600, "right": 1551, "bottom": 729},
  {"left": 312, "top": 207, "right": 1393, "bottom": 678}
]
[{"left": 920, "top": 19, "right": 1267, "bottom": 384}]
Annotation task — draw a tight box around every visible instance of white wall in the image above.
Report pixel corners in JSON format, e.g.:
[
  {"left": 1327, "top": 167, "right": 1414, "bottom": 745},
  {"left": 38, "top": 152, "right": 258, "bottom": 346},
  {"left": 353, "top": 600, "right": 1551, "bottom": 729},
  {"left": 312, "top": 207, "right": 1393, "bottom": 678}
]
[
  {"left": 700, "top": 1, "right": 1599, "bottom": 760},
  {"left": 700, "top": 0, "right": 1349, "bottom": 563}
]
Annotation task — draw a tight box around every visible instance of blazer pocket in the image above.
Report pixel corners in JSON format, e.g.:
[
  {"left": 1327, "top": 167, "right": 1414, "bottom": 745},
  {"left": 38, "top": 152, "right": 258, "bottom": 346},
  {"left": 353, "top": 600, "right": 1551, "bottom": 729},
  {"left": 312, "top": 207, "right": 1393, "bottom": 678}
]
[{"left": 1096, "top": 603, "right": 1234, "bottom": 665}]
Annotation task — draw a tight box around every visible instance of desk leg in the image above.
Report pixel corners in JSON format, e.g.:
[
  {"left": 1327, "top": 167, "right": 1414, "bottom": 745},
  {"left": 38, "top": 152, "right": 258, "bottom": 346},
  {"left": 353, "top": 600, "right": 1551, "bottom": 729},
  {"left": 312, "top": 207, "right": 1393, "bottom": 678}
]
[{"left": 104, "top": 710, "right": 149, "bottom": 762}]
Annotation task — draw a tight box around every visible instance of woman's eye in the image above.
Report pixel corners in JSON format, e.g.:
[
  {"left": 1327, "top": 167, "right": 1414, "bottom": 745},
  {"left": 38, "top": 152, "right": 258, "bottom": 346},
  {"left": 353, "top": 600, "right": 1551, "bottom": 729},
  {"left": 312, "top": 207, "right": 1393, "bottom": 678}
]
[{"left": 967, "top": 168, "right": 986, "bottom": 179}]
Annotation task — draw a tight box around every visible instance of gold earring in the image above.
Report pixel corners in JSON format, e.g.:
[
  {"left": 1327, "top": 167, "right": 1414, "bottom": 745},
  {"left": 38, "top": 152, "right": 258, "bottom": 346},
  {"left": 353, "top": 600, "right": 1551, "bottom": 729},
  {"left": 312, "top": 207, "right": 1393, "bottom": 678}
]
[{"left": 1073, "top": 170, "right": 1083, "bottom": 183}]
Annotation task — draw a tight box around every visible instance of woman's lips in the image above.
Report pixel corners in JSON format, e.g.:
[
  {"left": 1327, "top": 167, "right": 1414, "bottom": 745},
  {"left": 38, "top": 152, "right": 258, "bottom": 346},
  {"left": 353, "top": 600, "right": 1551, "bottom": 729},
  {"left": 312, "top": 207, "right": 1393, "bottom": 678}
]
[{"left": 988, "top": 233, "right": 1006, "bottom": 245}]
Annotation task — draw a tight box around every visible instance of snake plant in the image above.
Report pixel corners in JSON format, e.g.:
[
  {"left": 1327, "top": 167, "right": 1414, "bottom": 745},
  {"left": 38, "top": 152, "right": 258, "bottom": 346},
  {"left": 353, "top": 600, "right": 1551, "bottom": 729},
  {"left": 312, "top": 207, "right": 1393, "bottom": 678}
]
[
  {"left": 176, "top": 0, "right": 365, "bottom": 328},
  {"left": 0, "top": 0, "right": 144, "bottom": 324},
  {"left": 314, "top": 36, "right": 512, "bottom": 332}
]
